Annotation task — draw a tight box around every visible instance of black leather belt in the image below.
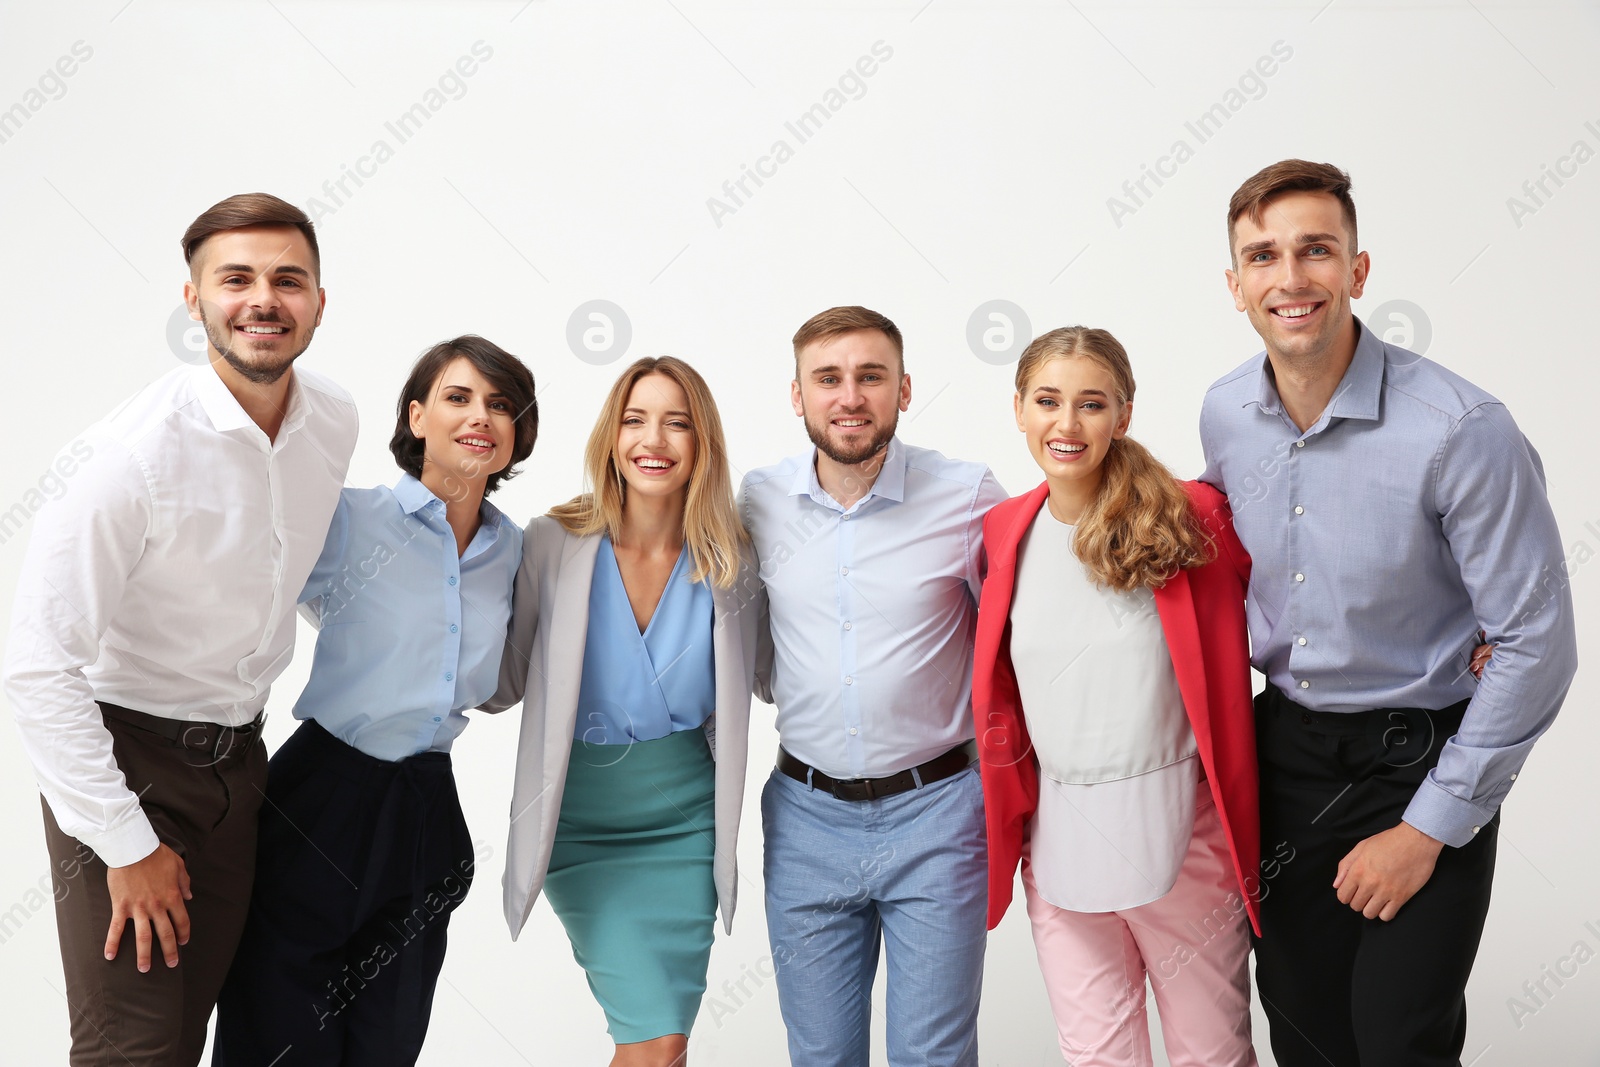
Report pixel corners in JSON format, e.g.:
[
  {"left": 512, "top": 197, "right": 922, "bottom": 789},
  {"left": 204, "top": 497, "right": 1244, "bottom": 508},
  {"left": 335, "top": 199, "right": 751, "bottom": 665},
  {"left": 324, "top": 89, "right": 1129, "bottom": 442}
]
[
  {"left": 777, "top": 741, "right": 976, "bottom": 802},
  {"left": 98, "top": 701, "right": 264, "bottom": 758}
]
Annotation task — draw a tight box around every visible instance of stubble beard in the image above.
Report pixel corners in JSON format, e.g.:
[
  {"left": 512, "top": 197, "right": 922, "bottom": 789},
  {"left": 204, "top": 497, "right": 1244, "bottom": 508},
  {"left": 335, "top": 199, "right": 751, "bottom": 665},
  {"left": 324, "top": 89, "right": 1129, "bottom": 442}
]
[
  {"left": 200, "top": 308, "right": 314, "bottom": 385},
  {"left": 803, "top": 407, "right": 897, "bottom": 467}
]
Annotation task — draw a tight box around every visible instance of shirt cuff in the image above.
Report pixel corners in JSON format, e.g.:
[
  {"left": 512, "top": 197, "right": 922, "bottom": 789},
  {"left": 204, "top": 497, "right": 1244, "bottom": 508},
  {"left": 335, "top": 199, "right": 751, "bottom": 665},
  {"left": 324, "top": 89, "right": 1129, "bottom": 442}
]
[
  {"left": 81, "top": 812, "right": 162, "bottom": 869},
  {"left": 1402, "top": 778, "right": 1497, "bottom": 849}
]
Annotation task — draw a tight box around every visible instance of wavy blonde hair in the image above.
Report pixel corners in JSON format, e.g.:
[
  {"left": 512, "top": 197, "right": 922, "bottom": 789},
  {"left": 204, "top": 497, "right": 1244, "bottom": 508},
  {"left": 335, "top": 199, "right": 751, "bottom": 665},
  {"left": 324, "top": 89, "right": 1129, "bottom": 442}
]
[
  {"left": 548, "top": 356, "right": 746, "bottom": 588},
  {"left": 1014, "top": 327, "right": 1211, "bottom": 591}
]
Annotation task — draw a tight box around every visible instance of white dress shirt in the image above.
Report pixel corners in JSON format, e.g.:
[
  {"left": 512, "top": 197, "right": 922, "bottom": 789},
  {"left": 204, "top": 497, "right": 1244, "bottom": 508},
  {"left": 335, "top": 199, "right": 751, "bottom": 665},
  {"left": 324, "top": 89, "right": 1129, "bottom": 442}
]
[
  {"left": 740, "top": 438, "right": 1006, "bottom": 780},
  {"left": 4, "top": 362, "right": 357, "bottom": 867},
  {"left": 1008, "top": 508, "right": 1197, "bottom": 911}
]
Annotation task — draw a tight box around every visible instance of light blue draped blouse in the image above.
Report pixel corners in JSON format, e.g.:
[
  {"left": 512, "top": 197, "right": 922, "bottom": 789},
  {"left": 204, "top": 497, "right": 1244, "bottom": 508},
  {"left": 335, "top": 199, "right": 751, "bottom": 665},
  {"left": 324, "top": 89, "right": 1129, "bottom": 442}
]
[{"left": 574, "top": 537, "right": 715, "bottom": 745}]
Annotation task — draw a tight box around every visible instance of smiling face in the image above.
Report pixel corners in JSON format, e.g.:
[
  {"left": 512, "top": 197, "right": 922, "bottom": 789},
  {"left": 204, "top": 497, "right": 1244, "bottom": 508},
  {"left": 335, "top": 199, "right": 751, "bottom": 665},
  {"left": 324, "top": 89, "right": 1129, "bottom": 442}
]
[
  {"left": 791, "top": 329, "right": 910, "bottom": 466},
  {"left": 1014, "top": 354, "right": 1131, "bottom": 500},
  {"left": 1226, "top": 190, "right": 1369, "bottom": 366},
  {"left": 408, "top": 356, "right": 517, "bottom": 498},
  {"left": 183, "top": 225, "right": 325, "bottom": 385},
  {"left": 616, "top": 372, "right": 697, "bottom": 505}
]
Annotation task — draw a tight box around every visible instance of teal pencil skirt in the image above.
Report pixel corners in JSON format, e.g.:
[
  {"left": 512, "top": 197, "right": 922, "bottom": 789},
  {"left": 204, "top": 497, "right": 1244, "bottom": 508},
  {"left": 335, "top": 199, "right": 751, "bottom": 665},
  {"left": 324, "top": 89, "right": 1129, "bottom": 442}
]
[{"left": 544, "top": 728, "right": 717, "bottom": 1043}]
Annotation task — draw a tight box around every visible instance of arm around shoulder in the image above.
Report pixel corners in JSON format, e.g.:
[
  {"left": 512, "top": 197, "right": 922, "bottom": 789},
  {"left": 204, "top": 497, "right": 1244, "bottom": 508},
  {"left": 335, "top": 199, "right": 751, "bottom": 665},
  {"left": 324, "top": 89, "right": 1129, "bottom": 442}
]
[{"left": 481, "top": 515, "right": 545, "bottom": 713}]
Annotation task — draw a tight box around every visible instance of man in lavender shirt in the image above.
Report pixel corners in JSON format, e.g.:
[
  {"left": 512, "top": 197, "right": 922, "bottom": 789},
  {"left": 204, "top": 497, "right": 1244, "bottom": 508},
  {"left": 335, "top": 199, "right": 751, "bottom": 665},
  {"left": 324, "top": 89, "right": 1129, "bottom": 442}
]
[{"left": 1199, "top": 159, "right": 1578, "bottom": 1066}]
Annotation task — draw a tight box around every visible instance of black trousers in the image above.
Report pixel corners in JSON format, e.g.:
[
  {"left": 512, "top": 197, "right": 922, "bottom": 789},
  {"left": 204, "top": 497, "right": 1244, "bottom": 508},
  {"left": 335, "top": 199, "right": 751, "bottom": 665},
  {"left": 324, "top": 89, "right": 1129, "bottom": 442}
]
[
  {"left": 213, "top": 719, "right": 475, "bottom": 1067},
  {"left": 1252, "top": 686, "right": 1497, "bottom": 1067}
]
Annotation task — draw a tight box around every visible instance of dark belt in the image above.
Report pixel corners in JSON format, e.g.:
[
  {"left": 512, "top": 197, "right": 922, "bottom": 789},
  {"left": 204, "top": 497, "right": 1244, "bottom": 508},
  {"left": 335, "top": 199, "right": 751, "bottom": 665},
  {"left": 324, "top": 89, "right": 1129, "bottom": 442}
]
[
  {"left": 98, "top": 701, "right": 264, "bottom": 760},
  {"left": 777, "top": 741, "right": 975, "bottom": 802}
]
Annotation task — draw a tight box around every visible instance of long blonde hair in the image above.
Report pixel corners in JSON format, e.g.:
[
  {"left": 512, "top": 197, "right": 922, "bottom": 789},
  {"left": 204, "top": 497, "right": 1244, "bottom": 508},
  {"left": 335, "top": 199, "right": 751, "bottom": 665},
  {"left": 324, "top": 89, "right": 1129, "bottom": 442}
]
[
  {"left": 548, "top": 356, "right": 747, "bottom": 588},
  {"left": 1014, "top": 327, "right": 1210, "bottom": 591}
]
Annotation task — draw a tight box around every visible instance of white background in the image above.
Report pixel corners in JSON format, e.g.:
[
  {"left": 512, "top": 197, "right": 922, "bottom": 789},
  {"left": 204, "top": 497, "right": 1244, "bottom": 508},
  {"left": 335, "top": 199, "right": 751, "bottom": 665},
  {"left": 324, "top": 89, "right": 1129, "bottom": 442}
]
[{"left": 1, "top": 1, "right": 1596, "bottom": 1063}]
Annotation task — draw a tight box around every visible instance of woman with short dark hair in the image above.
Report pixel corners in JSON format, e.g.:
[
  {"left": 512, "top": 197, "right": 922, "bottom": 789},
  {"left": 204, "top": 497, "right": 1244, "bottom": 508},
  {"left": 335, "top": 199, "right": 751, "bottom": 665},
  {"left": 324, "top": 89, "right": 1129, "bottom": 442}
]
[{"left": 214, "top": 335, "right": 537, "bottom": 1066}]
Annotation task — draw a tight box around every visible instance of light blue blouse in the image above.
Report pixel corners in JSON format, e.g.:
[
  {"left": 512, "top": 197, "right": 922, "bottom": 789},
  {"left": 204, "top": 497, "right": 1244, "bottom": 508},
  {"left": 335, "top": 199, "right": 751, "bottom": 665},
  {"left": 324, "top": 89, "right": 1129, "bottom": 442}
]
[
  {"left": 293, "top": 474, "right": 521, "bottom": 760},
  {"left": 574, "top": 537, "right": 715, "bottom": 745}
]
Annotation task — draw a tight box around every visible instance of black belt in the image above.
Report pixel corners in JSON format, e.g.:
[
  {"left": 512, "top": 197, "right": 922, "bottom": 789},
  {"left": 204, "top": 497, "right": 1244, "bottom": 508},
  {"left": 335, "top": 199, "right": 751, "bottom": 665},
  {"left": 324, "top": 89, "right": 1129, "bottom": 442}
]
[
  {"left": 777, "top": 741, "right": 975, "bottom": 802},
  {"left": 98, "top": 701, "right": 264, "bottom": 759}
]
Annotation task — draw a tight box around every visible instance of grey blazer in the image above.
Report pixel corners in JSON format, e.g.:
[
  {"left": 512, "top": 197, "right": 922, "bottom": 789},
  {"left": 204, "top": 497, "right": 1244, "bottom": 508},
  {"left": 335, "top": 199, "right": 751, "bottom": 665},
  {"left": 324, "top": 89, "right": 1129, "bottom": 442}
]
[{"left": 485, "top": 515, "right": 760, "bottom": 940}]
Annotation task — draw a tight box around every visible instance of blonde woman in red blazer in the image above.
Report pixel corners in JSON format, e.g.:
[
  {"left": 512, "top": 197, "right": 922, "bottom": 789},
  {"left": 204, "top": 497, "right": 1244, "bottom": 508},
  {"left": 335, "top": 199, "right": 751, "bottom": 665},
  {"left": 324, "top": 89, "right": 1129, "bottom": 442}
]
[{"left": 974, "top": 326, "right": 1262, "bottom": 1066}]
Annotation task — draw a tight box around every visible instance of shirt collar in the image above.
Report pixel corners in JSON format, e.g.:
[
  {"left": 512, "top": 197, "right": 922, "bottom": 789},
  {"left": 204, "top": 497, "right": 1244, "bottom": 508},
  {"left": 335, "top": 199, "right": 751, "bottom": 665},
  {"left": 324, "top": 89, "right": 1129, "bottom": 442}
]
[
  {"left": 788, "top": 436, "right": 907, "bottom": 509},
  {"left": 190, "top": 362, "right": 312, "bottom": 437},
  {"left": 393, "top": 474, "right": 510, "bottom": 558},
  {"left": 1246, "top": 315, "right": 1384, "bottom": 425},
  {"left": 393, "top": 473, "right": 443, "bottom": 516}
]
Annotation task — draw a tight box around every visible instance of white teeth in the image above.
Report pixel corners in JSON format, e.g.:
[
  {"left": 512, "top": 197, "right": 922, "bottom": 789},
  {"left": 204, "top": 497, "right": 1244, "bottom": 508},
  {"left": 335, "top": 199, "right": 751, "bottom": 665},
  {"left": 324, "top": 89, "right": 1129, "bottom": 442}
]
[
  {"left": 458, "top": 437, "right": 492, "bottom": 448},
  {"left": 637, "top": 459, "right": 671, "bottom": 469},
  {"left": 1048, "top": 443, "right": 1086, "bottom": 455},
  {"left": 240, "top": 325, "right": 287, "bottom": 334},
  {"left": 835, "top": 419, "right": 867, "bottom": 427},
  {"left": 1275, "top": 305, "right": 1316, "bottom": 318}
]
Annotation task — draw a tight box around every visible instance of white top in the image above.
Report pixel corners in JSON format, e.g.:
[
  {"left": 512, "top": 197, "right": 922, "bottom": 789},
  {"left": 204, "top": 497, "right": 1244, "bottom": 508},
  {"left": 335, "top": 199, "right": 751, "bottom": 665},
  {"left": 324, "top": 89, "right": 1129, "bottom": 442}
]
[
  {"left": 1008, "top": 506, "right": 1197, "bottom": 911},
  {"left": 740, "top": 438, "right": 1007, "bottom": 779},
  {"left": 3, "top": 362, "right": 357, "bottom": 866}
]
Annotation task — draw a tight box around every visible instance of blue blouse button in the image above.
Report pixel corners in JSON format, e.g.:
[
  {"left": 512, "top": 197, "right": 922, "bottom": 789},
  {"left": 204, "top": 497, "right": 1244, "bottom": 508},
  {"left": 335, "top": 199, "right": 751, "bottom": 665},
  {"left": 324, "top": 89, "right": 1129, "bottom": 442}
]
[
  {"left": 444, "top": 672, "right": 454, "bottom": 682},
  {"left": 448, "top": 576, "right": 458, "bottom": 586},
  {"left": 449, "top": 624, "right": 458, "bottom": 633}
]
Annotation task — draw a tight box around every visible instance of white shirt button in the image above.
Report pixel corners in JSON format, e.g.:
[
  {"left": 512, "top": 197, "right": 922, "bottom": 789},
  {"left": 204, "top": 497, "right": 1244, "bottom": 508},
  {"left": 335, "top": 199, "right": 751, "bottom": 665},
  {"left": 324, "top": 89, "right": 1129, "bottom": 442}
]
[
  {"left": 1294, "top": 505, "right": 1304, "bottom": 515},
  {"left": 848, "top": 727, "right": 858, "bottom": 735},
  {"left": 840, "top": 566, "right": 849, "bottom": 576},
  {"left": 843, "top": 622, "right": 852, "bottom": 631},
  {"left": 1294, "top": 573, "right": 1305, "bottom": 583},
  {"left": 1295, "top": 440, "right": 1306, "bottom": 448},
  {"left": 1472, "top": 825, "right": 1481, "bottom": 834},
  {"left": 1299, "top": 680, "right": 1310, "bottom": 689},
  {"left": 1298, "top": 636, "right": 1308, "bottom": 646},
  {"left": 844, "top": 675, "right": 853, "bottom": 685},
  {"left": 1510, "top": 773, "right": 1518, "bottom": 781}
]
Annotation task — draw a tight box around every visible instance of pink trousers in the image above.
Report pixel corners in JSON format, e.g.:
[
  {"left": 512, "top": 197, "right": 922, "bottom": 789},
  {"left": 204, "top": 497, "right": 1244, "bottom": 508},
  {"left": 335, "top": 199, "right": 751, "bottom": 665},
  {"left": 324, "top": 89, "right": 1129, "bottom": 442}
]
[{"left": 1022, "top": 789, "right": 1257, "bottom": 1067}]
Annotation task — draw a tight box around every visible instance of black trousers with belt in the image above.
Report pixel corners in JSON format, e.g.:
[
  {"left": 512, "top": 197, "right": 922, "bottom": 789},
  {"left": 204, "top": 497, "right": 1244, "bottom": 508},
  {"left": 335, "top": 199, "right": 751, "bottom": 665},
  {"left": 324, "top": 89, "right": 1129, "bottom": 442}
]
[
  {"left": 1252, "top": 685, "right": 1497, "bottom": 1067},
  {"left": 212, "top": 719, "right": 475, "bottom": 1067}
]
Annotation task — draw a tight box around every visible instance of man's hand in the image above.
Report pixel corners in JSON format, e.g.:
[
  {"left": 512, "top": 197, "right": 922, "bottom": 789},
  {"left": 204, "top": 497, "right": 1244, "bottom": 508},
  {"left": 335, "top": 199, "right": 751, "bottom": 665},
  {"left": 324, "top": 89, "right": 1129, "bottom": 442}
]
[
  {"left": 104, "top": 843, "right": 192, "bottom": 972},
  {"left": 1333, "top": 822, "right": 1444, "bottom": 921}
]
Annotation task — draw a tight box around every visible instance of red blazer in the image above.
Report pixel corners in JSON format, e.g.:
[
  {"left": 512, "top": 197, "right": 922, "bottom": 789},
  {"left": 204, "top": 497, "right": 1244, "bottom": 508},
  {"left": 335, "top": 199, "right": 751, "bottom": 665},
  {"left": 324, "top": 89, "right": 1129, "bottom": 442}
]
[{"left": 974, "top": 480, "right": 1261, "bottom": 934}]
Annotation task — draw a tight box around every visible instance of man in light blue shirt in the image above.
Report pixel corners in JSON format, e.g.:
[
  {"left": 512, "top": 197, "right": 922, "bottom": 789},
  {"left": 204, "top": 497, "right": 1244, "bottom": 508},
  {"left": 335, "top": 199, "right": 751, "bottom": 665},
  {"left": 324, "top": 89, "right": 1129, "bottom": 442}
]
[
  {"left": 1200, "top": 160, "right": 1578, "bottom": 1066},
  {"left": 741, "top": 306, "right": 1006, "bottom": 1067}
]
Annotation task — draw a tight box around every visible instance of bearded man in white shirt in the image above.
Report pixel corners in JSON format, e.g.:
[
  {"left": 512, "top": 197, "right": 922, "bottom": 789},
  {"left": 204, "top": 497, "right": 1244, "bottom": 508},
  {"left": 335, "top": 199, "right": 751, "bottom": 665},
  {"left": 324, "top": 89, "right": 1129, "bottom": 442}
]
[
  {"left": 3, "top": 193, "right": 358, "bottom": 1066},
  {"left": 741, "top": 306, "right": 1006, "bottom": 1067}
]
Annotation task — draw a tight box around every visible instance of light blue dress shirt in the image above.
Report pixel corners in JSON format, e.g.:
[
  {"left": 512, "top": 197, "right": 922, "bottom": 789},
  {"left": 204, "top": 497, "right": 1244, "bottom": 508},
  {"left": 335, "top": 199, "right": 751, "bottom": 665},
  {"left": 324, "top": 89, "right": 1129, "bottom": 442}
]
[
  {"left": 293, "top": 474, "right": 522, "bottom": 761},
  {"left": 740, "top": 438, "right": 1007, "bottom": 780},
  {"left": 574, "top": 537, "right": 716, "bottom": 745},
  {"left": 1199, "top": 318, "right": 1578, "bottom": 846}
]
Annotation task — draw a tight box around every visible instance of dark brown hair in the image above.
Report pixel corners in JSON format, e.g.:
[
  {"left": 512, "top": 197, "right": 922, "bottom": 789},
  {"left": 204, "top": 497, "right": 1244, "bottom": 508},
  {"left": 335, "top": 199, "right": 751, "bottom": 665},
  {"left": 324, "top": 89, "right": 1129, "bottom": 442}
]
[
  {"left": 181, "top": 193, "right": 322, "bottom": 280},
  {"left": 792, "top": 305, "right": 904, "bottom": 376},
  {"left": 388, "top": 335, "right": 538, "bottom": 497},
  {"left": 1227, "top": 160, "right": 1357, "bottom": 260}
]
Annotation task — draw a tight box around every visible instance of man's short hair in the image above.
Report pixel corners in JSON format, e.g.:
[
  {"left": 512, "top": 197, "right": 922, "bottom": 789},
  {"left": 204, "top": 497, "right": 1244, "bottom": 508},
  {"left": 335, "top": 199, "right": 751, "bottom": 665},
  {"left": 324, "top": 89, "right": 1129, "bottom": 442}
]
[
  {"left": 791, "top": 306, "right": 904, "bottom": 377},
  {"left": 181, "top": 193, "right": 321, "bottom": 281},
  {"left": 1227, "top": 160, "right": 1357, "bottom": 260}
]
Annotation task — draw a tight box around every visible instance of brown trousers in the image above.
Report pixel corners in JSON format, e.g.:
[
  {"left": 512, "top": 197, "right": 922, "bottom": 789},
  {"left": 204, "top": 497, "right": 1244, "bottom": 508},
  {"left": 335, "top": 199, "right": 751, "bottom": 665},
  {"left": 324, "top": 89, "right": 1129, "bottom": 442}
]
[{"left": 42, "top": 702, "right": 268, "bottom": 1067}]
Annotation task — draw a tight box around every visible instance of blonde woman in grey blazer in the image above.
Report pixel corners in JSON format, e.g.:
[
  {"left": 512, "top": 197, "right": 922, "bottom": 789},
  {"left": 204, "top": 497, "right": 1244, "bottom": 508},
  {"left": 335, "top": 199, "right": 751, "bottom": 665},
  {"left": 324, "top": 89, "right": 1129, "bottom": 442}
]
[{"left": 485, "top": 356, "right": 761, "bottom": 1067}]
